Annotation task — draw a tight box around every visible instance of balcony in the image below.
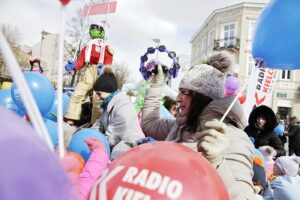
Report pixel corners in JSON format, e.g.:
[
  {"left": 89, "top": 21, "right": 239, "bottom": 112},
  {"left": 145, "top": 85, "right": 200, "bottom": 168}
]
[{"left": 213, "top": 37, "right": 240, "bottom": 52}]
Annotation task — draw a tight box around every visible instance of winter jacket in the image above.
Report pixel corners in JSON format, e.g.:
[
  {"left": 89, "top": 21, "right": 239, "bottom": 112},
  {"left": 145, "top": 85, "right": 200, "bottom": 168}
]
[
  {"left": 244, "top": 105, "right": 286, "bottom": 156},
  {"left": 93, "top": 92, "right": 145, "bottom": 147},
  {"left": 286, "top": 125, "right": 300, "bottom": 150},
  {"left": 142, "top": 86, "right": 255, "bottom": 200},
  {"left": 79, "top": 149, "right": 109, "bottom": 200},
  {"left": 76, "top": 39, "right": 113, "bottom": 70}
]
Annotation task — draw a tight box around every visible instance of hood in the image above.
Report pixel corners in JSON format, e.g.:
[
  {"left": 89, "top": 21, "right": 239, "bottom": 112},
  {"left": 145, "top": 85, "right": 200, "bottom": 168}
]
[
  {"left": 199, "top": 95, "right": 247, "bottom": 130},
  {"left": 248, "top": 105, "right": 277, "bottom": 132}
]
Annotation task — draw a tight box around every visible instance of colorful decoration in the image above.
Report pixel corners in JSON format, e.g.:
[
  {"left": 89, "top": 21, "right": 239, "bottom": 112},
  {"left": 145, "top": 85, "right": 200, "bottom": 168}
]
[
  {"left": 252, "top": 0, "right": 300, "bottom": 70},
  {"left": 0, "top": 89, "right": 25, "bottom": 117},
  {"left": 93, "top": 142, "right": 229, "bottom": 199},
  {"left": 274, "top": 124, "right": 285, "bottom": 135},
  {"left": 225, "top": 76, "right": 240, "bottom": 96},
  {"left": 59, "top": 0, "right": 71, "bottom": 5},
  {"left": 0, "top": 107, "right": 76, "bottom": 200},
  {"left": 69, "top": 128, "right": 110, "bottom": 161},
  {"left": 11, "top": 72, "right": 55, "bottom": 116},
  {"left": 139, "top": 45, "right": 180, "bottom": 80},
  {"left": 44, "top": 93, "right": 70, "bottom": 122},
  {"left": 238, "top": 91, "right": 247, "bottom": 104}
]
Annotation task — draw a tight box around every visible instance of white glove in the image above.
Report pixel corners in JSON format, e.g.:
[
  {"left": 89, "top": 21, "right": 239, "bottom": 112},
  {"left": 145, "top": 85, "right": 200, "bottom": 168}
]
[
  {"left": 196, "top": 119, "right": 229, "bottom": 168},
  {"left": 151, "top": 64, "right": 166, "bottom": 86}
]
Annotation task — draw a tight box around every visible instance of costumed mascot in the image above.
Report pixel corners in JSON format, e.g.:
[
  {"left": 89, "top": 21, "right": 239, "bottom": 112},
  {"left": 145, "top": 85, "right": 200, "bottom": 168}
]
[
  {"left": 29, "top": 56, "right": 44, "bottom": 74},
  {"left": 64, "top": 23, "right": 114, "bottom": 126}
]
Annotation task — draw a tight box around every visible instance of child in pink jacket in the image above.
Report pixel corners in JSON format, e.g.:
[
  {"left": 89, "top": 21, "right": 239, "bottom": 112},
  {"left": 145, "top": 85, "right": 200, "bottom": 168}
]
[
  {"left": 78, "top": 137, "right": 109, "bottom": 199},
  {"left": 259, "top": 145, "right": 277, "bottom": 180},
  {"left": 61, "top": 137, "right": 109, "bottom": 200}
]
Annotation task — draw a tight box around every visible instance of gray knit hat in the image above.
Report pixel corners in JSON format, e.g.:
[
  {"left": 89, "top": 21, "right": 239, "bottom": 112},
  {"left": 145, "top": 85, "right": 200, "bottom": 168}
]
[{"left": 179, "top": 51, "right": 233, "bottom": 99}]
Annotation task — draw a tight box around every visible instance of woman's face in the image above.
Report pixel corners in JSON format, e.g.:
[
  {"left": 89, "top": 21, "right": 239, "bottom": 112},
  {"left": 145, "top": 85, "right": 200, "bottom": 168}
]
[
  {"left": 256, "top": 116, "right": 267, "bottom": 128},
  {"left": 176, "top": 88, "right": 192, "bottom": 116},
  {"left": 169, "top": 104, "right": 178, "bottom": 116},
  {"left": 95, "top": 91, "right": 110, "bottom": 101}
]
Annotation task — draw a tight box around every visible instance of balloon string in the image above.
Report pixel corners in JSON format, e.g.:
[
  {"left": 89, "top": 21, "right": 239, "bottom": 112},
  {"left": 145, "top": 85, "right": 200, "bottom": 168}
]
[
  {"left": 57, "top": 5, "right": 67, "bottom": 158},
  {"left": 0, "top": 31, "right": 54, "bottom": 151}
]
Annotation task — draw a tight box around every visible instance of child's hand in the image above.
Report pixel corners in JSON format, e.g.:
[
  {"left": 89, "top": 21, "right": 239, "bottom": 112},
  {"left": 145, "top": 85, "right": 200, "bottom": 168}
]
[{"left": 84, "top": 137, "right": 107, "bottom": 152}]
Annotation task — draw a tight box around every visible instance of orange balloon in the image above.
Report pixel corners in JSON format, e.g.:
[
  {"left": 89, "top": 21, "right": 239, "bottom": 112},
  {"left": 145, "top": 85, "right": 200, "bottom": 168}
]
[
  {"left": 239, "top": 92, "right": 247, "bottom": 104},
  {"left": 89, "top": 142, "right": 229, "bottom": 200},
  {"left": 68, "top": 152, "right": 85, "bottom": 174}
]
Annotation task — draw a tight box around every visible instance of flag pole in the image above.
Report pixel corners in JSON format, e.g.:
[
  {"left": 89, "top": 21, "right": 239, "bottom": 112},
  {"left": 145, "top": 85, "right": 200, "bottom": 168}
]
[
  {"left": 220, "top": 63, "right": 261, "bottom": 123},
  {"left": 98, "top": 0, "right": 110, "bottom": 65},
  {"left": 57, "top": 4, "right": 67, "bottom": 158},
  {"left": 0, "top": 31, "right": 54, "bottom": 151},
  {"left": 72, "top": 0, "right": 92, "bottom": 61},
  {"left": 220, "top": 83, "right": 248, "bottom": 123}
]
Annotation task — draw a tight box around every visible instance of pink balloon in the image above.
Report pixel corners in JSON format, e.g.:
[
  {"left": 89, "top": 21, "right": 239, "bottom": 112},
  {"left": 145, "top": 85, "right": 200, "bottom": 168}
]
[{"left": 225, "top": 76, "right": 240, "bottom": 96}]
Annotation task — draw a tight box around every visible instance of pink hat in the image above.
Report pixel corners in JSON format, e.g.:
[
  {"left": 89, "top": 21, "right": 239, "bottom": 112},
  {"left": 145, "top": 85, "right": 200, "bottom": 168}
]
[{"left": 275, "top": 156, "right": 300, "bottom": 176}]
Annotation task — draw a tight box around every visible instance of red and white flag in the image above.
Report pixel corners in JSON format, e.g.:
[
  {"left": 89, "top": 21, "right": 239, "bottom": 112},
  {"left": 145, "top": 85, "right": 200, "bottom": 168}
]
[
  {"left": 82, "top": 0, "right": 117, "bottom": 17},
  {"left": 243, "top": 65, "right": 278, "bottom": 119}
]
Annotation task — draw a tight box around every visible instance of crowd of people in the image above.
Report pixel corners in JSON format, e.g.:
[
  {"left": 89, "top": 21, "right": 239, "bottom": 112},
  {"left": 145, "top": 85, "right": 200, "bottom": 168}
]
[{"left": 3, "top": 22, "right": 300, "bottom": 199}]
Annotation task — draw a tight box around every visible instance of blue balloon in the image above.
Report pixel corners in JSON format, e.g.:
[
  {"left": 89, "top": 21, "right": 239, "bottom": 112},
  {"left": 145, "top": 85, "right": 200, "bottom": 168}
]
[
  {"left": 274, "top": 124, "right": 285, "bottom": 135},
  {"left": 11, "top": 72, "right": 55, "bottom": 116},
  {"left": 44, "top": 119, "right": 58, "bottom": 147},
  {"left": 69, "top": 128, "right": 110, "bottom": 161},
  {"left": 160, "top": 105, "right": 175, "bottom": 119},
  {"left": 249, "top": 137, "right": 255, "bottom": 144},
  {"left": 44, "top": 93, "right": 70, "bottom": 122},
  {"left": 254, "top": 148, "right": 267, "bottom": 170},
  {"left": 0, "top": 89, "right": 25, "bottom": 117},
  {"left": 252, "top": 0, "right": 300, "bottom": 70}
]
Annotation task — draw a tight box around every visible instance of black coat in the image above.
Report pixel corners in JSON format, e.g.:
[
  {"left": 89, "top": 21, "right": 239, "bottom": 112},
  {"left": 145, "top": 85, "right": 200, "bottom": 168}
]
[
  {"left": 244, "top": 105, "right": 286, "bottom": 156},
  {"left": 286, "top": 125, "right": 300, "bottom": 150}
]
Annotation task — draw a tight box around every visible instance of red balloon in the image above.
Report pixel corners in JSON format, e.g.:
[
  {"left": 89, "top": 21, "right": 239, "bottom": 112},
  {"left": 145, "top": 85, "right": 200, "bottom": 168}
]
[
  {"left": 59, "top": 0, "right": 71, "bottom": 5},
  {"left": 239, "top": 92, "right": 247, "bottom": 104},
  {"left": 89, "top": 142, "right": 229, "bottom": 200}
]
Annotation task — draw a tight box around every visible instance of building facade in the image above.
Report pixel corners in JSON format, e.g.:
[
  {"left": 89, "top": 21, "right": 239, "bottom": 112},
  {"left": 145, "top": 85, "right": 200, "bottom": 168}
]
[
  {"left": 32, "top": 32, "right": 58, "bottom": 81},
  {"left": 190, "top": 2, "right": 300, "bottom": 120}
]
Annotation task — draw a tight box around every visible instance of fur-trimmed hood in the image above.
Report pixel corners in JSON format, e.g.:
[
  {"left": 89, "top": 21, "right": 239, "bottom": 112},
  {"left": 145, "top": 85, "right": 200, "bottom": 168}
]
[{"left": 248, "top": 105, "right": 277, "bottom": 133}]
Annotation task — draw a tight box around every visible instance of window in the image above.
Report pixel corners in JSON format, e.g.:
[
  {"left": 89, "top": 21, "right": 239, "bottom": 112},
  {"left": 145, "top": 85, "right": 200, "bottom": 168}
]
[
  {"left": 247, "top": 54, "right": 255, "bottom": 75},
  {"left": 249, "top": 22, "right": 256, "bottom": 40},
  {"left": 281, "top": 70, "right": 291, "bottom": 80},
  {"left": 223, "top": 24, "right": 235, "bottom": 46}
]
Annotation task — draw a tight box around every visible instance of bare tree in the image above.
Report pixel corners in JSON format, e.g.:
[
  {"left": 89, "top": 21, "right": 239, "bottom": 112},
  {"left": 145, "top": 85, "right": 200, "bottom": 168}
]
[
  {"left": 64, "top": 8, "right": 90, "bottom": 86},
  {"left": 111, "top": 62, "right": 130, "bottom": 89},
  {"left": 0, "top": 24, "right": 28, "bottom": 81}
]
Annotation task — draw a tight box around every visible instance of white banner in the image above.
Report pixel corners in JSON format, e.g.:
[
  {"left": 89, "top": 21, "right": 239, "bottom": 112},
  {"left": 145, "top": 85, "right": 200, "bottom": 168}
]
[{"left": 244, "top": 65, "right": 278, "bottom": 119}]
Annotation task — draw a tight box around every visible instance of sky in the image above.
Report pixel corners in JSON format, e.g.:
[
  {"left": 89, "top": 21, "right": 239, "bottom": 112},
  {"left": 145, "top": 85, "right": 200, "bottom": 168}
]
[{"left": 0, "top": 0, "right": 269, "bottom": 81}]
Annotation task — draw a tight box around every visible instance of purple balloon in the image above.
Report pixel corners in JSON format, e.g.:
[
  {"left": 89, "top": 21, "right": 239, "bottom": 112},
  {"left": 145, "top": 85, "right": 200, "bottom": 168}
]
[
  {"left": 225, "top": 76, "right": 240, "bottom": 95},
  {"left": 0, "top": 107, "right": 78, "bottom": 200}
]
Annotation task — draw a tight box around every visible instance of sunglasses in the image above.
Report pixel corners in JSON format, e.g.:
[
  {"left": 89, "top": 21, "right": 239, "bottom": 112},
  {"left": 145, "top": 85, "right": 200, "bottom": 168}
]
[{"left": 90, "top": 24, "right": 102, "bottom": 30}]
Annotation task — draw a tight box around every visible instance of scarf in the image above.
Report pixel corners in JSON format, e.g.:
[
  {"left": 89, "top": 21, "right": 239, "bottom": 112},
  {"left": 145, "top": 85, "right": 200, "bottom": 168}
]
[
  {"left": 100, "top": 90, "right": 120, "bottom": 110},
  {"left": 85, "top": 38, "right": 104, "bottom": 64}
]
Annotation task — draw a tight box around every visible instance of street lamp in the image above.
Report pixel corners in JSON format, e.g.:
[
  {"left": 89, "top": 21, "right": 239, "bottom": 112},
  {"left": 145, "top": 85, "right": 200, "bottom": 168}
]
[
  {"left": 40, "top": 30, "right": 49, "bottom": 57},
  {"left": 151, "top": 38, "right": 160, "bottom": 59}
]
